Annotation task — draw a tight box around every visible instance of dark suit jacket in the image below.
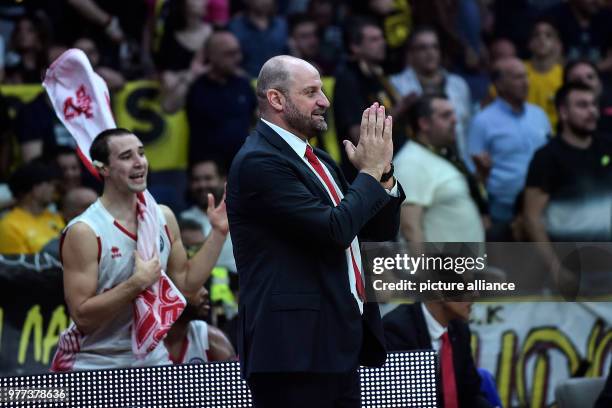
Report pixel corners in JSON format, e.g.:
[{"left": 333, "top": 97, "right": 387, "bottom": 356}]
[
  {"left": 383, "top": 303, "right": 492, "bottom": 408},
  {"left": 227, "top": 120, "right": 404, "bottom": 378}
]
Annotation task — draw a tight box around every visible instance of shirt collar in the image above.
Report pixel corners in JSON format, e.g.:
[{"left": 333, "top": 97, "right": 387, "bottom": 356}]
[
  {"left": 495, "top": 97, "right": 526, "bottom": 116},
  {"left": 262, "top": 118, "right": 309, "bottom": 158},
  {"left": 421, "top": 303, "right": 447, "bottom": 341}
]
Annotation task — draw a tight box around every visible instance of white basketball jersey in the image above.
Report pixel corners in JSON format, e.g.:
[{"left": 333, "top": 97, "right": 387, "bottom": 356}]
[
  {"left": 170, "top": 320, "right": 210, "bottom": 365},
  {"left": 51, "top": 199, "right": 173, "bottom": 371}
]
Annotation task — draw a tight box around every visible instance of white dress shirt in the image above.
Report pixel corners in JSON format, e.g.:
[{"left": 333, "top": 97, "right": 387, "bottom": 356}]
[
  {"left": 421, "top": 302, "right": 447, "bottom": 353},
  {"left": 262, "top": 119, "right": 397, "bottom": 313}
]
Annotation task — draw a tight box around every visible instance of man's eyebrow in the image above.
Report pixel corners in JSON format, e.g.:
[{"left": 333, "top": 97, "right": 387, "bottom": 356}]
[
  {"left": 118, "top": 146, "right": 143, "bottom": 156},
  {"left": 302, "top": 85, "right": 321, "bottom": 93}
]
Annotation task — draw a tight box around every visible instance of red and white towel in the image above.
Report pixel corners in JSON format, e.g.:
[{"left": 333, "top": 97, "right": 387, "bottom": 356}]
[{"left": 43, "top": 49, "right": 186, "bottom": 360}]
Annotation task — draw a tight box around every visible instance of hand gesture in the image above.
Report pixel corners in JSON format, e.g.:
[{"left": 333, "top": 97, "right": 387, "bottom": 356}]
[
  {"left": 344, "top": 102, "right": 393, "bottom": 180},
  {"left": 207, "top": 185, "right": 229, "bottom": 236},
  {"left": 471, "top": 152, "right": 492, "bottom": 182},
  {"left": 132, "top": 252, "right": 161, "bottom": 291}
]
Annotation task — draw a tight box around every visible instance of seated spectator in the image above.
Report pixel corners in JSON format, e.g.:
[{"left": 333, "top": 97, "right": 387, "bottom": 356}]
[
  {"left": 525, "top": 18, "right": 563, "bottom": 130},
  {"left": 287, "top": 13, "right": 334, "bottom": 75},
  {"left": 48, "top": 146, "right": 83, "bottom": 195},
  {"left": 394, "top": 94, "right": 486, "bottom": 244},
  {"left": 178, "top": 216, "right": 238, "bottom": 328},
  {"left": 333, "top": 17, "right": 411, "bottom": 180},
  {"left": 307, "top": 0, "right": 344, "bottom": 71},
  {"left": 349, "top": 0, "right": 412, "bottom": 74},
  {"left": 545, "top": 0, "right": 612, "bottom": 73},
  {"left": 478, "top": 37, "right": 517, "bottom": 108},
  {"left": 0, "top": 160, "right": 64, "bottom": 254},
  {"left": 60, "top": 187, "right": 99, "bottom": 225},
  {"left": 410, "top": 0, "right": 468, "bottom": 67},
  {"left": 228, "top": 0, "right": 288, "bottom": 78},
  {"left": 488, "top": 37, "right": 517, "bottom": 63},
  {"left": 564, "top": 59, "right": 612, "bottom": 134},
  {"left": 164, "top": 284, "right": 236, "bottom": 364},
  {"left": 391, "top": 26, "right": 472, "bottom": 160},
  {"left": 564, "top": 59, "right": 602, "bottom": 98},
  {"left": 178, "top": 217, "right": 207, "bottom": 258},
  {"left": 524, "top": 82, "right": 612, "bottom": 244},
  {"left": 185, "top": 30, "right": 255, "bottom": 169},
  {"left": 155, "top": 0, "right": 212, "bottom": 113},
  {"left": 156, "top": 0, "right": 211, "bottom": 70},
  {"left": 15, "top": 91, "right": 76, "bottom": 162},
  {"left": 383, "top": 301, "right": 493, "bottom": 408},
  {"left": 41, "top": 186, "right": 99, "bottom": 257},
  {"left": 181, "top": 158, "right": 236, "bottom": 272},
  {"left": 4, "top": 13, "right": 49, "bottom": 84},
  {"left": 468, "top": 57, "right": 551, "bottom": 224},
  {"left": 74, "top": 37, "right": 125, "bottom": 92}
]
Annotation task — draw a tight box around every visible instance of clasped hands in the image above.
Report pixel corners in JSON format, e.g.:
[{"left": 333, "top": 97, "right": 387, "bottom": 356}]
[{"left": 343, "top": 102, "right": 393, "bottom": 185}]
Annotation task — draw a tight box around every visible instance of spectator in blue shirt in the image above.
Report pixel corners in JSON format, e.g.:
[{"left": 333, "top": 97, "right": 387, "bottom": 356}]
[
  {"left": 228, "top": 0, "right": 288, "bottom": 78},
  {"left": 468, "top": 57, "right": 551, "bottom": 224}
]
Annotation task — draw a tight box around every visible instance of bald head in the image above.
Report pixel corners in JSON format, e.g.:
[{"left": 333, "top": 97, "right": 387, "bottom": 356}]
[
  {"left": 256, "top": 55, "right": 330, "bottom": 140},
  {"left": 256, "top": 55, "right": 318, "bottom": 110},
  {"left": 206, "top": 31, "right": 242, "bottom": 77},
  {"left": 62, "top": 187, "right": 98, "bottom": 223},
  {"left": 493, "top": 57, "right": 524, "bottom": 79},
  {"left": 493, "top": 57, "right": 528, "bottom": 106}
]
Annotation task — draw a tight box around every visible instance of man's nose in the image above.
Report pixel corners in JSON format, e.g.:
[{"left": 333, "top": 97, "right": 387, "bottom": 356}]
[
  {"left": 318, "top": 92, "right": 330, "bottom": 108},
  {"left": 134, "top": 156, "right": 146, "bottom": 167}
]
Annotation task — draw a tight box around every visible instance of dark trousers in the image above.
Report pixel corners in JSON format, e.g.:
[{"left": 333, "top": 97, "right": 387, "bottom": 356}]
[{"left": 247, "top": 371, "right": 361, "bottom": 408}]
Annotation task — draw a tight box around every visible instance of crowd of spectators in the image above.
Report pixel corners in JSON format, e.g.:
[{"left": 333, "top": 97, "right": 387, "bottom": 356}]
[
  {"left": 2, "top": 0, "right": 611, "bottom": 231},
  {"left": 1, "top": 0, "right": 612, "bottom": 402}
]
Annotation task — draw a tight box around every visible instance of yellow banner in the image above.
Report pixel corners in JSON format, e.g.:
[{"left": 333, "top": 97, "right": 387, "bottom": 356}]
[
  {"left": 2, "top": 77, "right": 341, "bottom": 169},
  {"left": 112, "top": 80, "right": 188, "bottom": 171}
]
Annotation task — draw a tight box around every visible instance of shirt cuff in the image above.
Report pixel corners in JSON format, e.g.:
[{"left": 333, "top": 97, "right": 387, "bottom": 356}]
[{"left": 385, "top": 180, "right": 399, "bottom": 197}]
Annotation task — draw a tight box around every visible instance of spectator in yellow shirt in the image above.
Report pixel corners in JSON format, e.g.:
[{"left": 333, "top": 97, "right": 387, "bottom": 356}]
[
  {"left": 525, "top": 18, "right": 563, "bottom": 130},
  {"left": 0, "top": 160, "right": 64, "bottom": 254}
]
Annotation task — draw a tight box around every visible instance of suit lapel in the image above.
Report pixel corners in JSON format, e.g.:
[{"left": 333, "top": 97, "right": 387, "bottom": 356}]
[
  {"left": 256, "top": 121, "right": 336, "bottom": 206},
  {"left": 413, "top": 303, "right": 434, "bottom": 349}
]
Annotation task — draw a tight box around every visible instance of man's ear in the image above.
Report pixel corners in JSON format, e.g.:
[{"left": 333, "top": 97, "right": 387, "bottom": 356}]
[
  {"left": 558, "top": 105, "right": 568, "bottom": 123},
  {"left": 93, "top": 160, "right": 108, "bottom": 177},
  {"left": 418, "top": 116, "right": 430, "bottom": 134},
  {"left": 267, "top": 89, "right": 285, "bottom": 112}
]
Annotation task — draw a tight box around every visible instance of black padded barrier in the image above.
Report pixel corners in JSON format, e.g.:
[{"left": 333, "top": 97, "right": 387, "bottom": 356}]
[{"left": 0, "top": 351, "right": 438, "bottom": 408}]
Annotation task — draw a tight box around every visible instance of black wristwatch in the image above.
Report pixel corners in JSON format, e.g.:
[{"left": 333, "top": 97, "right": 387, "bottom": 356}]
[{"left": 380, "top": 163, "right": 394, "bottom": 182}]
